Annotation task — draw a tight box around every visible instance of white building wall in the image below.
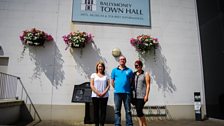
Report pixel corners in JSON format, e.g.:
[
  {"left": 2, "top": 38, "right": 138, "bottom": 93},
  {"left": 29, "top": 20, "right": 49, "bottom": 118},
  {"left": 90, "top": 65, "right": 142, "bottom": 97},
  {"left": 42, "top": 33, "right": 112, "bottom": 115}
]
[{"left": 0, "top": 0, "right": 204, "bottom": 119}]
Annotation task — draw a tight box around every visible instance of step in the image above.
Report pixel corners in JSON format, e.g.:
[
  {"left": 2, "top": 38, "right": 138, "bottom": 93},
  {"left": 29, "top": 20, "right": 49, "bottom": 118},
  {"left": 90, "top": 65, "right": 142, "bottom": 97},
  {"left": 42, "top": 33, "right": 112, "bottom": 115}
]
[
  {"left": 0, "top": 99, "right": 23, "bottom": 108},
  {"left": 131, "top": 105, "right": 167, "bottom": 117},
  {"left": 0, "top": 99, "right": 33, "bottom": 125}
]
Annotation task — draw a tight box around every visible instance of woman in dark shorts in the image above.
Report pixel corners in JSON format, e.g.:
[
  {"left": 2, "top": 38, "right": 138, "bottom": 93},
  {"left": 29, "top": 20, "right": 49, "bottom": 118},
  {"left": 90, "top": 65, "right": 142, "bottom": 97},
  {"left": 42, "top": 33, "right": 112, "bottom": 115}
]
[{"left": 132, "top": 60, "right": 151, "bottom": 126}]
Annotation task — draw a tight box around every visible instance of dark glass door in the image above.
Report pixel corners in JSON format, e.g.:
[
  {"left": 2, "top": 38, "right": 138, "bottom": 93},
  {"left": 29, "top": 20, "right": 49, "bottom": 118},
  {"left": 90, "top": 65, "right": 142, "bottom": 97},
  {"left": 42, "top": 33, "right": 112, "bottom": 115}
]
[{"left": 196, "top": 0, "right": 224, "bottom": 119}]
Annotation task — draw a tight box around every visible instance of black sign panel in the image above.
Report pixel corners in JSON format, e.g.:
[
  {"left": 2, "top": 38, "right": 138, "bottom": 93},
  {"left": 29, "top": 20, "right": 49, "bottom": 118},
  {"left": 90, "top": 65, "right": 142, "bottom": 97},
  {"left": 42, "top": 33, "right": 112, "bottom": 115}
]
[{"left": 72, "top": 82, "right": 92, "bottom": 103}]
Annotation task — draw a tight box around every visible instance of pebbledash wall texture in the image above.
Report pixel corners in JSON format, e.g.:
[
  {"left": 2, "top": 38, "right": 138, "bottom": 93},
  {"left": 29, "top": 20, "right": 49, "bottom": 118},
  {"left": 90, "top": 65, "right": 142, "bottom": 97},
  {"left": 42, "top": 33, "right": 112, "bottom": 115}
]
[{"left": 0, "top": 0, "right": 205, "bottom": 121}]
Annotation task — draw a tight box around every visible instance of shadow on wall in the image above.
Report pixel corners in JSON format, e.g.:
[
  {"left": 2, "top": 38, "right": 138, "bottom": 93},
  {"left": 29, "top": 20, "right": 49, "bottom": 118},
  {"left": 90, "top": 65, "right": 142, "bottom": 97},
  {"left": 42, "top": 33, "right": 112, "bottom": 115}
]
[
  {"left": 70, "top": 42, "right": 107, "bottom": 79},
  {"left": 138, "top": 46, "right": 176, "bottom": 95},
  {"left": 21, "top": 41, "right": 65, "bottom": 89},
  {"left": 0, "top": 46, "right": 4, "bottom": 55}
]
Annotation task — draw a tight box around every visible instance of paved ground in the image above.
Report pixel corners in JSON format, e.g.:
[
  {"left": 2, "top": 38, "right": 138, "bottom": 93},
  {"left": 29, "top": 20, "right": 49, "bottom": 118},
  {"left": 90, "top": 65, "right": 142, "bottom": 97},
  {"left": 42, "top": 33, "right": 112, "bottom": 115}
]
[{"left": 35, "top": 119, "right": 224, "bottom": 126}]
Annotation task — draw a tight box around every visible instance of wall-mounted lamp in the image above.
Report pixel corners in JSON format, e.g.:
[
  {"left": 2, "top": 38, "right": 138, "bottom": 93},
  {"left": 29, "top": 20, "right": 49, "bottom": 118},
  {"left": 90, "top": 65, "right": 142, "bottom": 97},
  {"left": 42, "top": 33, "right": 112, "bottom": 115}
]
[{"left": 112, "top": 48, "right": 121, "bottom": 57}]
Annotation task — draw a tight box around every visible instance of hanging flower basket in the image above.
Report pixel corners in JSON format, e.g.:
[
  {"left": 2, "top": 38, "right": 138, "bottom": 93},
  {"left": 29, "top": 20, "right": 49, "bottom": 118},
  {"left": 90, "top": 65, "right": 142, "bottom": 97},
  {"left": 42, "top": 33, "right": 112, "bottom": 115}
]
[
  {"left": 130, "top": 34, "right": 159, "bottom": 54},
  {"left": 62, "top": 31, "right": 93, "bottom": 50},
  {"left": 20, "top": 28, "right": 53, "bottom": 46}
]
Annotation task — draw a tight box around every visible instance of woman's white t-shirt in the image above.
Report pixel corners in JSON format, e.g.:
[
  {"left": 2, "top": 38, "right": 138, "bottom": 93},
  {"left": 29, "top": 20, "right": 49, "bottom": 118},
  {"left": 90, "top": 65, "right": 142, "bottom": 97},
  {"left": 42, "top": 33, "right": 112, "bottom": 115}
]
[{"left": 91, "top": 73, "right": 109, "bottom": 98}]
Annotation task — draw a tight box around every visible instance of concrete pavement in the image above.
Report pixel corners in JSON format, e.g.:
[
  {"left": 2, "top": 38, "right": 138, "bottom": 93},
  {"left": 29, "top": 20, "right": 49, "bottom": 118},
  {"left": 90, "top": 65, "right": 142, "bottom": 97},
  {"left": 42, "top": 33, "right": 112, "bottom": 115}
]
[{"left": 36, "top": 119, "right": 224, "bottom": 126}]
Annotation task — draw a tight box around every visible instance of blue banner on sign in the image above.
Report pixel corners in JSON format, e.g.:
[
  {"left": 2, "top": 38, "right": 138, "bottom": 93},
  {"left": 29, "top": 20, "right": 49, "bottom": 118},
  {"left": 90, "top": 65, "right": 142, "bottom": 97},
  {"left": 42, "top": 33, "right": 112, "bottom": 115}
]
[{"left": 72, "top": 0, "right": 151, "bottom": 27}]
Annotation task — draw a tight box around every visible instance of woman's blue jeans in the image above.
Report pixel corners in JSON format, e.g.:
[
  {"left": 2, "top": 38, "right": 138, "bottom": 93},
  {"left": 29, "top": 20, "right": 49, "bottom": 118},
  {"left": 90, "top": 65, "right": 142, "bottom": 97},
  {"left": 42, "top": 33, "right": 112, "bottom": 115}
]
[{"left": 114, "top": 93, "right": 133, "bottom": 126}]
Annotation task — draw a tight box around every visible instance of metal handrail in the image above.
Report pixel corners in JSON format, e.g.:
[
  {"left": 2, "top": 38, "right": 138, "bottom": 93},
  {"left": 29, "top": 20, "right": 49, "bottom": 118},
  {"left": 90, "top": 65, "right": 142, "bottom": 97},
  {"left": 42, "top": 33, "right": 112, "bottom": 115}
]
[{"left": 0, "top": 72, "right": 41, "bottom": 125}]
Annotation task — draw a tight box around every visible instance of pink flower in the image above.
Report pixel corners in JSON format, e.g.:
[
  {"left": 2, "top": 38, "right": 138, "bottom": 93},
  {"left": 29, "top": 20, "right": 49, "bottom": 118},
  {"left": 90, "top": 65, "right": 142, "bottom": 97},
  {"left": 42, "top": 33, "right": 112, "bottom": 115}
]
[
  {"left": 46, "top": 35, "right": 54, "bottom": 41},
  {"left": 86, "top": 33, "right": 94, "bottom": 43},
  {"left": 19, "top": 35, "right": 24, "bottom": 41}
]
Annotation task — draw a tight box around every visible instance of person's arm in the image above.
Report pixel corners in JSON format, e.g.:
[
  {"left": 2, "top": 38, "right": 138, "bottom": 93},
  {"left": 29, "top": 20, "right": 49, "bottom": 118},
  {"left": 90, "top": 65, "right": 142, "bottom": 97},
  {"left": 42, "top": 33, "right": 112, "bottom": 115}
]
[
  {"left": 111, "top": 69, "right": 115, "bottom": 88},
  {"left": 144, "top": 72, "right": 151, "bottom": 102},
  {"left": 101, "top": 79, "right": 110, "bottom": 97},
  {"left": 111, "top": 79, "right": 115, "bottom": 88},
  {"left": 90, "top": 78, "right": 101, "bottom": 97}
]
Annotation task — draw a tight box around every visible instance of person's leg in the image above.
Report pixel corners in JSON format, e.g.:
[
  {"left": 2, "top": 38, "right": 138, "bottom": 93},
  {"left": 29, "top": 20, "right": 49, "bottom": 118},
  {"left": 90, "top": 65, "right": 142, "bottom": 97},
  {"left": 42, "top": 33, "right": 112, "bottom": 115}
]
[
  {"left": 92, "top": 97, "right": 100, "bottom": 126},
  {"left": 135, "top": 99, "right": 146, "bottom": 126},
  {"left": 114, "top": 93, "right": 122, "bottom": 126},
  {"left": 99, "top": 97, "right": 108, "bottom": 126},
  {"left": 123, "top": 93, "right": 133, "bottom": 126},
  {"left": 137, "top": 116, "right": 147, "bottom": 126},
  {"left": 139, "top": 116, "right": 147, "bottom": 126},
  {"left": 137, "top": 117, "right": 142, "bottom": 126}
]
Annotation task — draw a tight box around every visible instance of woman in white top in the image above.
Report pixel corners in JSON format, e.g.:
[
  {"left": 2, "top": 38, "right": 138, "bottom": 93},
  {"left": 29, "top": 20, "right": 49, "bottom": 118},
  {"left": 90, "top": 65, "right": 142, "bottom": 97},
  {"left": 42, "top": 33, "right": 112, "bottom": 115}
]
[{"left": 90, "top": 61, "right": 110, "bottom": 126}]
